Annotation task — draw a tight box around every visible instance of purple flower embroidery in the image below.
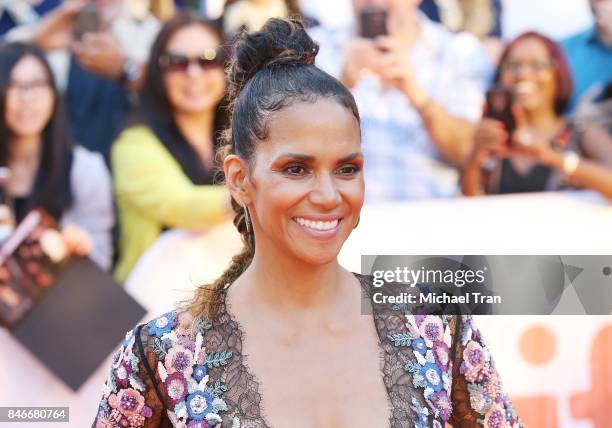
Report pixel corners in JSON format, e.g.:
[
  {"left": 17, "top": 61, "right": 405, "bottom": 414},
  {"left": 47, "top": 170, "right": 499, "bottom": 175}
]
[
  {"left": 461, "top": 340, "right": 488, "bottom": 382},
  {"left": 165, "top": 345, "right": 194, "bottom": 377},
  {"left": 165, "top": 372, "right": 189, "bottom": 405},
  {"left": 113, "top": 362, "right": 132, "bottom": 389},
  {"left": 432, "top": 391, "right": 452, "bottom": 421},
  {"left": 108, "top": 388, "right": 145, "bottom": 417},
  {"left": 419, "top": 316, "right": 444, "bottom": 347},
  {"left": 484, "top": 403, "right": 506, "bottom": 428}
]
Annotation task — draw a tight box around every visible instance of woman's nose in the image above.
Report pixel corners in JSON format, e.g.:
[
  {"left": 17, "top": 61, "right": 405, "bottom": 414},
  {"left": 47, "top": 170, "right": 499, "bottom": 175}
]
[{"left": 309, "top": 174, "right": 342, "bottom": 209}]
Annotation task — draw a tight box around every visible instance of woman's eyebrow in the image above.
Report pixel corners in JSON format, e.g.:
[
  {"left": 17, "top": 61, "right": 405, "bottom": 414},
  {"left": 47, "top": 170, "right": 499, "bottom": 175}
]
[
  {"left": 274, "top": 153, "right": 315, "bottom": 162},
  {"left": 274, "top": 152, "right": 363, "bottom": 163},
  {"left": 337, "top": 152, "right": 363, "bottom": 163}
]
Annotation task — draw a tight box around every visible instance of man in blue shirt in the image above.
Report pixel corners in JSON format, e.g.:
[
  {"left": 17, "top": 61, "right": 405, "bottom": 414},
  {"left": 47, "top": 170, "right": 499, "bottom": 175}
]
[{"left": 561, "top": 0, "right": 612, "bottom": 114}]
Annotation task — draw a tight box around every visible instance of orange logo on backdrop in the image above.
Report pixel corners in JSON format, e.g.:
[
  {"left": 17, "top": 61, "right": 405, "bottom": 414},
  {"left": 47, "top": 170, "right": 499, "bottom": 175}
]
[{"left": 510, "top": 324, "right": 612, "bottom": 428}]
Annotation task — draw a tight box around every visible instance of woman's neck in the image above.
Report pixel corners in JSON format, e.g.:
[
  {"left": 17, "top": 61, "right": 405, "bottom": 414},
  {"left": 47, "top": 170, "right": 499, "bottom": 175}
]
[
  {"left": 236, "top": 241, "right": 349, "bottom": 318},
  {"left": 524, "top": 108, "right": 563, "bottom": 135},
  {"left": 7, "top": 136, "right": 42, "bottom": 197},
  {"left": 10, "top": 135, "right": 42, "bottom": 162}
]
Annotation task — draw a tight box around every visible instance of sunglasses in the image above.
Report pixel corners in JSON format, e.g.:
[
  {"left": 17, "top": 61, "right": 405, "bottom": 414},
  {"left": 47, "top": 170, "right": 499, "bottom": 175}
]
[{"left": 159, "top": 48, "right": 226, "bottom": 72}]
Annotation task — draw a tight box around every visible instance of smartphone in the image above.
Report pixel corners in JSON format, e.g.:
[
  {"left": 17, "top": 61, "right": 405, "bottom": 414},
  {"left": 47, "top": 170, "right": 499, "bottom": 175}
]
[
  {"left": 359, "top": 8, "right": 388, "bottom": 39},
  {"left": 73, "top": 4, "right": 101, "bottom": 40},
  {"left": 484, "top": 84, "right": 516, "bottom": 135}
]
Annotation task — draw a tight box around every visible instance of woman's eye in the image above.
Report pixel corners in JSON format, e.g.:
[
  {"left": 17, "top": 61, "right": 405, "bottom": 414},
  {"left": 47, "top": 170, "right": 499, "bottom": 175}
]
[
  {"left": 337, "top": 165, "right": 361, "bottom": 175},
  {"left": 284, "top": 164, "right": 307, "bottom": 175}
]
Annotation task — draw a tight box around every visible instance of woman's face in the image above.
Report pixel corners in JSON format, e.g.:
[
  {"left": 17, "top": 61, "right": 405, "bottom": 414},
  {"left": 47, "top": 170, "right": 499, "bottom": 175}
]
[
  {"left": 246, "top": 99, "right": 364, "bottom": 266},
  {"left": 4, "top": 55, "right": 54, "bottom": 140},
  {"left": 499, "top": 37, "right": 557, "bottom": 114},
  {"left": 162, "top": 25, "right": 226, "bottom": 116}
]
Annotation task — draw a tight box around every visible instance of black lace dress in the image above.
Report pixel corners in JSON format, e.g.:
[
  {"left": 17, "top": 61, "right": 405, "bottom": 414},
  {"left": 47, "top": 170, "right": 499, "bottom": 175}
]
[{"left": 93, "top": 273, "right": 522, "bottom": 428}]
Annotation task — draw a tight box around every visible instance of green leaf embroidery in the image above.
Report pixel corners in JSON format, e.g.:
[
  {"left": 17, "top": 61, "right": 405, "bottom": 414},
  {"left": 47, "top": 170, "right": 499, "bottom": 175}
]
[
  {"left": 205, "top": 351, "right": 233, "bottom": 368},
  {"left": 388, "top": 332, "right": 413, "bottom": 347}
]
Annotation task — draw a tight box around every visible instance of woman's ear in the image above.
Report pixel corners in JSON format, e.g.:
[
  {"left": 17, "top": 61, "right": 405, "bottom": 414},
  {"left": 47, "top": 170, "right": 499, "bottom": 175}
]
[{"left": 224, "top": 154, "right": 251, "bottom": 204}]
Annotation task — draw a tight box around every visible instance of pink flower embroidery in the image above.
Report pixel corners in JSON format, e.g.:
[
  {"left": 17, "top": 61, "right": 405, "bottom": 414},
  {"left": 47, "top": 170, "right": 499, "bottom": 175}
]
[
  {"left": 484, "top": 403, "right": 506, "bottom": 428},
  {"left": 108, "top": 388, "right": 145, "bottom": 418},
  {"left": 462, "top": 340, "right": 488, "bottom": 382},
  {"left": 419, "top": 316, "right": 444, "bottom": 347}
]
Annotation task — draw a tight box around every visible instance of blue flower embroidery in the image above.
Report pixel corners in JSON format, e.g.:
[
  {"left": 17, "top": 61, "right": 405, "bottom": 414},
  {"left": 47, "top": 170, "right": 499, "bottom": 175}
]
[
  {"left": 148, "top": 312, "right": 176, "bottom": 337},
  {"left": 421, "top": 362, "right": 443, "bottom": 392},
  {"left": 411, "top": 338, "right": 427, "bottom": 355},
  {"left": 186, "top": 391, "right": 214, "bottom": 421},
  {"left": 193, "top": 364, "right": 208, "bottom": 382}
]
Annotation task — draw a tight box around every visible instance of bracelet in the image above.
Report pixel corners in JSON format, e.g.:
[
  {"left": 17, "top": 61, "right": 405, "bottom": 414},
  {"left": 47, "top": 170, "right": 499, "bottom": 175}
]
[{"left": 562, "top": 151, "right": 580, "bottom": 176}]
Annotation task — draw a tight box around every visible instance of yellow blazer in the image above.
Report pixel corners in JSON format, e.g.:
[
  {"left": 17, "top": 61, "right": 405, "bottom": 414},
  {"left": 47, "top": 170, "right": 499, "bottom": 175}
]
[{"left": 112, "top": 126, "right": 227, "bottom": 283}]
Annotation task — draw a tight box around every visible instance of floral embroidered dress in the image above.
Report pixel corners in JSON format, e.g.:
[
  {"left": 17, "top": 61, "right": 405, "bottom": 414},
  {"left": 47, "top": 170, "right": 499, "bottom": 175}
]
[{"left": 93, "top": 273, "right": 522, "bottom": 428}]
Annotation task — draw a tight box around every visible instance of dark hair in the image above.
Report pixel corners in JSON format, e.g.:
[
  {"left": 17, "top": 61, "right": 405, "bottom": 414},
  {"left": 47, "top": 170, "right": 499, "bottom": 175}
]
[
  {"left": 495, "top": 31, "right": 573, "bottom": 116},
  {"left": 130, "top": 12, "right": 229, "bottom": 184},
  {"left": 187, "top": 18, "right": 360, "bottom": 321},
  {"left": 0, "top": 42, "right": 73, "bottom": 221}
]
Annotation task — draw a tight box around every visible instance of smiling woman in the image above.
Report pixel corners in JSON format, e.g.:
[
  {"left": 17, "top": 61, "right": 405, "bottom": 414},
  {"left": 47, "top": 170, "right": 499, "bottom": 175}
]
[
  {"left": 111, "top": 12, "right": 231, "bottom": 283},
  {"left": 94, "top": 18, "right": 523, "bottom": 428},
  {"left": 461, "top": 31, "right": 612, "bottom": 199}
]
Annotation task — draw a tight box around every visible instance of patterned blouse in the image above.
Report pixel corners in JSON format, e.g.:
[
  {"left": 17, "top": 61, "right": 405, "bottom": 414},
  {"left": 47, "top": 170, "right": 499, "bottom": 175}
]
[{"left": 93, "top": 273, "right": 522, "bottom": 427}]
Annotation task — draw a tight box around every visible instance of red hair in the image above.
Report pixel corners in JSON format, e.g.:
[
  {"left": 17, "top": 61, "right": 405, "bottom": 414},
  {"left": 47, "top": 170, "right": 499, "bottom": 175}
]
[{"left": 494, "top": 31, "right": 573, "bottom": 115}]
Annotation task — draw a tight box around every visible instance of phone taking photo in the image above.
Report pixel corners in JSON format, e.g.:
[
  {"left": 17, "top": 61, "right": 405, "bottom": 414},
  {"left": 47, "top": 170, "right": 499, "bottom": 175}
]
[
  {"left": 359, "top": 7, "right": 388, "bottom": 39},
  {"left": 484, "top": 84, "right": 516, "bottom": 136}
]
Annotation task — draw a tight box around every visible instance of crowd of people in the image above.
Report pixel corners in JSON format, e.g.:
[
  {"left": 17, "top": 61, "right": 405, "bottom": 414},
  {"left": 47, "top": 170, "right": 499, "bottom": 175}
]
[{"left": 0, "top": 0, "right": 611, "bottom": 283}]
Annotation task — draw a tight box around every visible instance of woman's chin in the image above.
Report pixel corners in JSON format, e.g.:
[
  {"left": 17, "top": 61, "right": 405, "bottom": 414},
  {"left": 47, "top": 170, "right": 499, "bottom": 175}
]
[{"left": 292, "top": 246, "right": 341, "bottom": 267}]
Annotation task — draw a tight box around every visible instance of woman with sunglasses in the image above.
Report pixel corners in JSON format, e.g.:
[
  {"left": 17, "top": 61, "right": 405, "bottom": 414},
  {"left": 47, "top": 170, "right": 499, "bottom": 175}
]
[
  {"left": 95, "top": 18, "right": 521, "bottom": 427},
  {"left": 462, "top": 31, "right": 612, "bottom": 198},
  {"left": 0, "top": 42, "right": 113, "bottom": 269},
  {"left": 112, "top": 12, "right": 231, "bottom": 283}
]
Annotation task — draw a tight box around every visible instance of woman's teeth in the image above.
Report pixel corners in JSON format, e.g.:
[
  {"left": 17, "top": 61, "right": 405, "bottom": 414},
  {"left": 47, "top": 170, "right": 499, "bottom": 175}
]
[
  {"left": 293, "top": 217, "right": 339, "bottom": 231},
  {"left": 515, "top": 81, "right": 537, "bottom": 95}
]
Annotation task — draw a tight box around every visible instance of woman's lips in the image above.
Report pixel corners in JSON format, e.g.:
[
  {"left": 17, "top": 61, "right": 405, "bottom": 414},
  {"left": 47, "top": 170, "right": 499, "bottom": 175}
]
[{"left": 514, "top": 81, "right": 537, "bottom": 96}]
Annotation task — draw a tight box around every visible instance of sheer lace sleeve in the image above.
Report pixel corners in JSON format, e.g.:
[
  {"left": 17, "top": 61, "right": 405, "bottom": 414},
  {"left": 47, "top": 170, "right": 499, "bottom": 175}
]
[
  {"left": 448, "top": 316, "right": 523, "bottom": 427},
  {"left": 93, "top": 324, "right": 168, "bottom": 427}
]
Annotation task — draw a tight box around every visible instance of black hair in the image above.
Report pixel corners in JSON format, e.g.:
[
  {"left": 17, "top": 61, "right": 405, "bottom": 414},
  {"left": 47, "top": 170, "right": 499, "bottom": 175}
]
[
  {"left": 0, "top": 42, "right": 74, "bottom": 221},
  {"left": 130, "top": 11, "right": 229, "bottom": 184}
]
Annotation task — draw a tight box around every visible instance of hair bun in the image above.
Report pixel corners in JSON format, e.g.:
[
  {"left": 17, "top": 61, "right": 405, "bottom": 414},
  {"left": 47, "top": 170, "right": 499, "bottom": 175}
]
[{"left": 228, "top": 18, "right": 319, "bottom": 99}]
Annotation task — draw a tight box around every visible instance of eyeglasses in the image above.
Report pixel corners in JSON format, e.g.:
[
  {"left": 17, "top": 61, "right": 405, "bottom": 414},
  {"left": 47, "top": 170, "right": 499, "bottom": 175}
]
[
  {"left": 7, "top": 79, "right": 52, "bottom": 95},
  {"left": 500, "top": 61, "right": 554, "bottom": 74},
  {"left": 159, "top": 48, "right": 226, "bottom": 73}
]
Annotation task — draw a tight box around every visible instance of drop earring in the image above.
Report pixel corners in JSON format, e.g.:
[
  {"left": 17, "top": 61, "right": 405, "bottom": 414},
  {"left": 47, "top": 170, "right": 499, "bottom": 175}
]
[{"left": 243, "top": 204, "right": 251, "bottom": 234}]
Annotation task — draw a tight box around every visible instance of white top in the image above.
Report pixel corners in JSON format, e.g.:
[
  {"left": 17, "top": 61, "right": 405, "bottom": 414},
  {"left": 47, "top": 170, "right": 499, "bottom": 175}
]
[{"left": 60, "top": 145, "right": 114, "bottom": 271}]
